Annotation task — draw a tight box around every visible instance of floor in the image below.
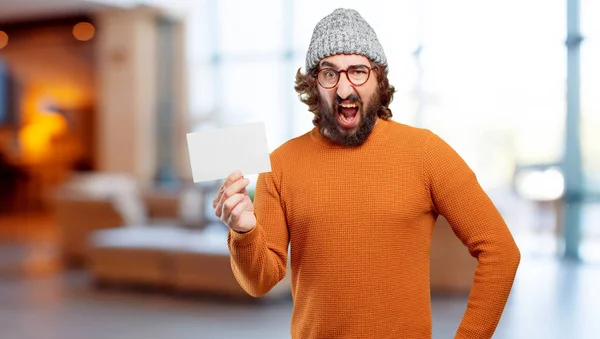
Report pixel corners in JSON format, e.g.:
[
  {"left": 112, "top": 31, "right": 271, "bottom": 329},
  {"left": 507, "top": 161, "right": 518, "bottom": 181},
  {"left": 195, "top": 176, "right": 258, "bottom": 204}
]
[
  {"left": 0, "top": 208, "right": 599, "bottom": 339},
  {"left": 0, "top": 258, "right": 598, "bottom": 339}
]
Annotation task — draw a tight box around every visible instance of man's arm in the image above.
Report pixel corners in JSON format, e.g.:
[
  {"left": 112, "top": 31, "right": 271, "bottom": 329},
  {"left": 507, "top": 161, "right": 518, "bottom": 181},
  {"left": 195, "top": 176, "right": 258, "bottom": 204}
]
[
  {"left": 218, "top": 167, "right": 289, "bottom": 298},
  {"left": 423, "top": 131, "right": 521, "bottom": 339}
]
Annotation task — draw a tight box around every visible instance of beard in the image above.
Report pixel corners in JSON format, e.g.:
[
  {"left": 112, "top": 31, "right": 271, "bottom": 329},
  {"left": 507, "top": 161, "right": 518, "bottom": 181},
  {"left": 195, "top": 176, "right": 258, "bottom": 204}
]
[{"left": 317, "top": 91, "right": 380, "bottom": 147}]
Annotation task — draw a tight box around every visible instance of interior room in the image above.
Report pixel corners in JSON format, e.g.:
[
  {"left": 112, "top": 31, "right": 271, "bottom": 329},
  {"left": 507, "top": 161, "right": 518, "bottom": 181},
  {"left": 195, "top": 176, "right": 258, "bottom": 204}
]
[{"left": 0, "top": 0, "right": 598, "bottom": 338}]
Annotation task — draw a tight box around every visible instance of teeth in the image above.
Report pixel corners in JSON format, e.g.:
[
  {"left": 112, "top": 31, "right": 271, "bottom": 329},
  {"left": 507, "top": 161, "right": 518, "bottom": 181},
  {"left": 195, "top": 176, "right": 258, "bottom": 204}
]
[{"left": 338, "top": 103, "right": 358, "bottom": 124}]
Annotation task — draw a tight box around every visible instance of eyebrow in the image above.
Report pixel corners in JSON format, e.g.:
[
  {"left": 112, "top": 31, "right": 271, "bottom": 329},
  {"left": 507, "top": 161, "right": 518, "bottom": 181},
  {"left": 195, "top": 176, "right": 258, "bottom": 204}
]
[
  {"left": 320, "top": 61, "right": 338, "bottom": 69},
  {"left": 319, "top": 61, "right": 370, "bottom": 70}
]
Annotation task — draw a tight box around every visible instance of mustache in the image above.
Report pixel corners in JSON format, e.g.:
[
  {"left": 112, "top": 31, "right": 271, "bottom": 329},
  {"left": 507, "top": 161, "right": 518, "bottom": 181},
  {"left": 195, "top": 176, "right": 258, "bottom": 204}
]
[{"left": 334, "top": 94, "right": 362, "bottom": 106}]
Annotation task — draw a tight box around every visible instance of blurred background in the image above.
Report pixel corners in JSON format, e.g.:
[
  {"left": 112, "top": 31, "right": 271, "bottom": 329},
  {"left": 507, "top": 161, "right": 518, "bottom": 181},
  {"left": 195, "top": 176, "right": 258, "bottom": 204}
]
[{"left": 0, "top": 0, "right": 598, "bottom": 338}]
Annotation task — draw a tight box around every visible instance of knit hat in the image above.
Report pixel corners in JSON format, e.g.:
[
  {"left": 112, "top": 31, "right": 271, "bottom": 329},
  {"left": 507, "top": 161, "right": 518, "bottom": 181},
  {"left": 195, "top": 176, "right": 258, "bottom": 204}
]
[{"left": 305, "top": 8, "right": 387, "bottom": 73}]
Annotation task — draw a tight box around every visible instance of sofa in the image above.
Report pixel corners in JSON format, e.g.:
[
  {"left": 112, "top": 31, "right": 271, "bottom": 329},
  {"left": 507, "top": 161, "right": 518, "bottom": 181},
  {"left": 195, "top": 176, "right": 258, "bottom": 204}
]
[
  {"left": 51, "top": 172, "right": 478, "bottom": 301},
  {"left": 87, "top": 224, "right": 291, "bottom": 300},
  {"left": 50, "top": 172, "right": 291, "bottom": 300},
  {"left": 50, "top": 173, "right": 200, "bottom": 266}
]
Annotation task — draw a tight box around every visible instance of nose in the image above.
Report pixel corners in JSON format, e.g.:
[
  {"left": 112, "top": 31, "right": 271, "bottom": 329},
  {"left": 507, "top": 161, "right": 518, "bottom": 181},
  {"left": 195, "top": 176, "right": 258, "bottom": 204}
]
[{"left": 336, "top": 72, "right": 355, "bottom": 100}]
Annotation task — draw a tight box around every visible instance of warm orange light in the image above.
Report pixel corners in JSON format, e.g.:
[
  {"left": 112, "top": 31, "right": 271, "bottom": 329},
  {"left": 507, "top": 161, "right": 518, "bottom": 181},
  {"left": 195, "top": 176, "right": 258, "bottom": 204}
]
[
  {"left": 19, "top": 114, "right": 68, "bottom": 162},
  {"left": 0, "top": 31, "right": 8, "bottom": 49},
  {"left": 72, "top": 22, "right": 95, "bottom": 42},
  {"left": 18, "top": 86, "right": 74, "bottom": 163}
]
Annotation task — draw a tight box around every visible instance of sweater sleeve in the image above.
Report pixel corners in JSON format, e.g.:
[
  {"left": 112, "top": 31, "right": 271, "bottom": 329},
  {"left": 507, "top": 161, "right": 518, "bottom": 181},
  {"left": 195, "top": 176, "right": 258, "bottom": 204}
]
[
  {"left": 227, "top": 160, "right": 289, "bottom": 297},
  {"left": 423, "top": 131, "right": 521, "bottom": 339}
]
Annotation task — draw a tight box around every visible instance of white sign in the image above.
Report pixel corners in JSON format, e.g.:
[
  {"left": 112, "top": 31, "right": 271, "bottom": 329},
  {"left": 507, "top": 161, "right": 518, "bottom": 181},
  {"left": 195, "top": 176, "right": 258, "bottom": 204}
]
[{"left": 186, "top": 122, "right": 272, "bottom": 182}]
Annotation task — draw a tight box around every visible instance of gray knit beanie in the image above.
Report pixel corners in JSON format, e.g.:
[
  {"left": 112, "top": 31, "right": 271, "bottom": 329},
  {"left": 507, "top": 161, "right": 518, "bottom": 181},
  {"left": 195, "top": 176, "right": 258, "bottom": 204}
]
[{"left": 305, "top": 8, "right": 387, "bottom": 73}]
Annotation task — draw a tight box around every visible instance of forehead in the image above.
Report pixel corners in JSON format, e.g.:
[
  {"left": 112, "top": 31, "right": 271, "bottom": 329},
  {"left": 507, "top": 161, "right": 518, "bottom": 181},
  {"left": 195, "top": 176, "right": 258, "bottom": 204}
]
[{"left": 319, "top": 54, "right": 371, "bottom": 68}]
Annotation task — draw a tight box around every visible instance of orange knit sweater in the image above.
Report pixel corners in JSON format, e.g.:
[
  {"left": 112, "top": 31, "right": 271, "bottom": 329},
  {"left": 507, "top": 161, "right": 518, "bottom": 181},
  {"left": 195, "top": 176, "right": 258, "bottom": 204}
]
[{"left": 228, "top": 118, "right": 520, "bottom": 339}]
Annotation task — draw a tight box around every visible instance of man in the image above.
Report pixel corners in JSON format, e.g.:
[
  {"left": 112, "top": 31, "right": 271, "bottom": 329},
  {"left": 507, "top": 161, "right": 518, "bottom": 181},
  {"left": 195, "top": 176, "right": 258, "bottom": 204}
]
[{"left": 213, "top": 8, "right": 520, "bottom": 339}]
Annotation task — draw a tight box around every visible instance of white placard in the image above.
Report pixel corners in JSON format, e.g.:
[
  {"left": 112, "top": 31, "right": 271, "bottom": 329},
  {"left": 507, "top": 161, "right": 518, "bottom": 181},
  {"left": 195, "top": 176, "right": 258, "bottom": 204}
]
[{"left": 186, "top": 122, "right": 272, "bottom": 182}]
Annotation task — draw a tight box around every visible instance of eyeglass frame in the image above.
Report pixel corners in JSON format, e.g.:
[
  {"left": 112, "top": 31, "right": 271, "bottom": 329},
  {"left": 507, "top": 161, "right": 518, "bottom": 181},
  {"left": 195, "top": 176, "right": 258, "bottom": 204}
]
[{"left": 314, "top": 65, "right": 376, "bottom": 89}]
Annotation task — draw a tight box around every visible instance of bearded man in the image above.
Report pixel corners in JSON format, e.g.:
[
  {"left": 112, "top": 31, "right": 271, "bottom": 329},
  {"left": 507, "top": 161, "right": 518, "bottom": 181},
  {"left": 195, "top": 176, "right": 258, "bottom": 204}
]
[{"left": 213, "top": 8, "right": 520, "bottom": 339}]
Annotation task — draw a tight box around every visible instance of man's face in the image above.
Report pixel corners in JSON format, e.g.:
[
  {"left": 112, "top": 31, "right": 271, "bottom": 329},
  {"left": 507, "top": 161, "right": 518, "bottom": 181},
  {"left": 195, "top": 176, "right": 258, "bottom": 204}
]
[{"left": 316, "top": 54, "right": 380, "bottom": 146}]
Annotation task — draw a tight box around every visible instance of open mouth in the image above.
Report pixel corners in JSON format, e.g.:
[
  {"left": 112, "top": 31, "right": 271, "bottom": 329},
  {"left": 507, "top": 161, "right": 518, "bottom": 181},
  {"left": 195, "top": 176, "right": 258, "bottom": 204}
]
[{"left": 337, "top": 102, "right": 360, "bottom": 128}]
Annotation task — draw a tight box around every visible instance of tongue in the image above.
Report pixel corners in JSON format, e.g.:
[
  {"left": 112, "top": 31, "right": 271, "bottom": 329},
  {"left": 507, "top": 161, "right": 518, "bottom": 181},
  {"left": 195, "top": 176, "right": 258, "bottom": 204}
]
[{"left": 340, "top": 107, "right": 358, "bottom": 118}]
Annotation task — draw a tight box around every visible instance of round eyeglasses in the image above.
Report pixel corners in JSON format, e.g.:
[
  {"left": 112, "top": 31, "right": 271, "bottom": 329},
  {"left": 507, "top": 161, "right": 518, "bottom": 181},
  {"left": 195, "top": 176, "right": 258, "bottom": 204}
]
[{"left": 315, "top": 65, "right": 375, "bottom": 89}]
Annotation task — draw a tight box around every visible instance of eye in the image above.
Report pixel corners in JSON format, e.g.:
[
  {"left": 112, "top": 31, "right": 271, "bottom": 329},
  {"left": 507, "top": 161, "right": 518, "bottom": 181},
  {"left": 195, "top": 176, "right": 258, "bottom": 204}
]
[
  {"left": 351, "top": 67, "right": 368, "bottom": 75},
  {"left": 323, "top": 69, "right": 337, "bottom": 79}
]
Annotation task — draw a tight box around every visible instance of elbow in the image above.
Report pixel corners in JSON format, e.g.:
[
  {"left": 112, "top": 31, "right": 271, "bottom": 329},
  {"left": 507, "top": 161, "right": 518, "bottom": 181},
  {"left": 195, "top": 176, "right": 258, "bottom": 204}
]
[
  {"left": 241, "top": 276, "right": 282, "bottom": 298},
  {"left": 245, "top": 285, "right": 272, "bottom": 298},
  {"left": 477, "top": 239, "right": 521, "bottom": 274},
  {"left": 504, "top": 240, "right": 521, "bottom": 273},
  {"left": 513, "top": 242, "right": 521, "bottom": 268},
  {"left": 234, "top": 267, "right": 287, "bottom": 298},
  {"left": 229, "top": 252, "right": 288, "bottom": 298}
]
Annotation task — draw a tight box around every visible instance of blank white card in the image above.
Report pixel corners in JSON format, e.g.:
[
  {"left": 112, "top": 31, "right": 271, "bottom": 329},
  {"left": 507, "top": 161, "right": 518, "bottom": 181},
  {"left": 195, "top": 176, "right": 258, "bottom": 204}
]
[{"left": 186, "top": 122, "right": 272, "bottom": 183}]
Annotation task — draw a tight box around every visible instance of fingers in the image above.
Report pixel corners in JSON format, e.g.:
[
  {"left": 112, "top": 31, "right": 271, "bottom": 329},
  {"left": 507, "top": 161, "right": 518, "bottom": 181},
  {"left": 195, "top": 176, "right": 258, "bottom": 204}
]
[
  {"left": 214, "top": 174, "right": 250, "bottom": 221},
  {"left": 221, "top": 193, "right": 246, "bottom": 226},
  {"left": 212, "top": 170, "right": 244, "bottom": 210},
  {"left": 228, "top": 197, "right": 250, "bottom": 227}
]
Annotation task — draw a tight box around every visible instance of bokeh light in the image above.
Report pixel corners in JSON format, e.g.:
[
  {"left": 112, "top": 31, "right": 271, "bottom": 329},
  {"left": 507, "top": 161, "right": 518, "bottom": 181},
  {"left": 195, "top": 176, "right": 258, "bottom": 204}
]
[
  {"left": 0, "top": 31, "right": 8, "bottom": 49},
  {"left": 72, "top": 22, "right": 95, "bottom": 42}
]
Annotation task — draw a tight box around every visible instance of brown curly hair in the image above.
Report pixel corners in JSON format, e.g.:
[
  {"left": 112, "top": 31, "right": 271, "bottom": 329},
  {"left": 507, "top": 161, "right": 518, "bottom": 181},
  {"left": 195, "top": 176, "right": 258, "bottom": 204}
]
[{"left": 294, "top": 62, "right": 395, "bottom": 127}]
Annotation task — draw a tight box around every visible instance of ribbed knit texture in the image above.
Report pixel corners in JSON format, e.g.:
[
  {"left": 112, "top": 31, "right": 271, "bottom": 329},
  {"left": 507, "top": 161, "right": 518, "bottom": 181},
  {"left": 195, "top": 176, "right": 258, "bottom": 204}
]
[
  {"left": 305, "top": 8, "right": 387, "bottom": 72},
  {"left": 228, "top": 119, "right": 520, "bottom": 339}
]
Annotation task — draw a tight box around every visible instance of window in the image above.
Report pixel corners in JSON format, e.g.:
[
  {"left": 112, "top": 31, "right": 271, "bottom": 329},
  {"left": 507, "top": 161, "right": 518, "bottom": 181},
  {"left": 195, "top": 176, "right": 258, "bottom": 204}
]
[{"left": 581, "top": 0, "right": 600, "bottom": 196}]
